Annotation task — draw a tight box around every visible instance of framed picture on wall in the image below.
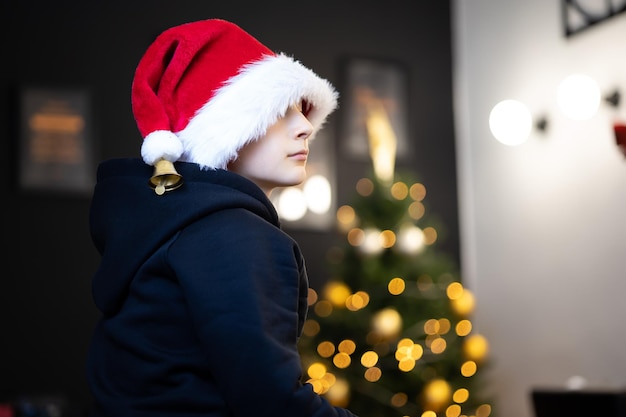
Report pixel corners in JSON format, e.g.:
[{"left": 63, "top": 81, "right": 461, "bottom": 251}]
[
  {"left": 339, "top": 56, "right": 411, "bottom": 162},
  {"left": 561, "top": 0, "right": 626, "bottom": 37},
  {"left": 18, "top": 87, "right": 95, "bottom": 195}
]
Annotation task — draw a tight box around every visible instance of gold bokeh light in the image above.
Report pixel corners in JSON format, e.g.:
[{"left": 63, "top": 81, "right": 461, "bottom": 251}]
[
  {"left": 422, "top": 227, "right": 438, "bottom": 245},
  {"left": 324, "top": 281, "right": 352, "bottom": 307},
  {"left": 438, "top": 318, "right": 451, "bottom": 334},
  {"left": 338, "top": 339, "right": 356, "bottom": 355},
  {"left": 388, "top": 277, "right": 406, "bottom": 295},
  {"left": 422, "top": 378, "right": 452, "bottom": 412},
  {"left": 364, "top": 367, "right": 382, "bottom": 382},
  {"left": 380, "top": 229, "right": 396, "bottom": 248},
  {"left": 317, "top": 341, "right": 335, "bottom": 358},
  {"left": 346, "top": 291, "right": 370, "bottom": 311},
  {"left": 446, "top": 282, "right": 464, "bottom": 300},
  {"left": 333, "top": 352, "right": 351, "bottom": 369},
  {"left": 424, "top": 319, "right": 440, "bottom": 335},
  {"left": 450, "top": 289, "right": 476, "bottom": 317},
  {"left": 410, "top": 183, "right": 426, "bottom": 201},
  {"left": 446, "top": 404, "right": 461, "bottom": 417},
  {"left": 430, "top": 337, "right": 447, "bottom": 354},
  {"left": 356, "top": 178, "right": 374, "bottom": 196},
  {"left": 372, "top": 308, "right": 403, "bottom": 338},
  {"left": 455, "top": 319, "right": 472, "bottom": 336},
  {"left": 409, "top": 201, "right": 426, "bottom": 220},
  {"left": 463, "top": 334, "right": 489, "bottom": 363},
  {"left": 461, "top": 360, "right": 477, "bottom": 377},
  {"left": 308, "top": 362, "right": 327, "bottom": 379},
  {"left": 361, "top": 351, "right": 379, "bottom": 367},
  {"left": 302, "top": 319, "right": 320, "bottom": 337},
  {"left": 391, "top": 392, "right": 408, "bottom": 408},
  {"left": 336, "top": 205, "right": 357, "bottom": 230},
  {"left": 347, "top": 228, "right": 365, "bottom": 246},
  {"left": 390, "top": 181, "right": 409, "bottom": 200},
  {"left": 314, "top": 300, "right": 333, "bottom": 317},
  {"left": 452, "top": 388, "right": 469, "bottom": 403},
  {"left": 476, "top": 403, "right": 492, "bottom": 417}
]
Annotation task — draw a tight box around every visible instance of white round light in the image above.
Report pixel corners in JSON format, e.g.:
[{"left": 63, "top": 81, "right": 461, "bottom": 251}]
[
  {"left": 396, "top": 225, "right": 425, "bottom": 254},
  {"left": 489, "top": 99, "right": 532, "bottom": 146},
  {"left": 360, "top": 228, "right": 384, "bottom": 255},
  {"left": 277, "top": 188, "right": 307, "bottom": 221},
  {"left": 557, "top": 74, "right": 600, "bottom": 120},
  {"left": 303, "top": 175, "right": 332, "bottom": 214}
]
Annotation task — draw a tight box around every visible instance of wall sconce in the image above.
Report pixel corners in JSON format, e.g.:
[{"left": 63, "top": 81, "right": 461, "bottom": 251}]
[
  {"left": 605, "top": 88, "right": 626, "bottom": 158},
  {"left": 488, "top": 99, "right": 546, "bottom": 146},
  {"left": 557, "top": 73, "right": 601, "bottom": 120},
  {"left": 604, "top": 89, "right": 620, "bottom": 108},
  {"left": 490, "top": 75, "right": 624, "bottom": 159}
]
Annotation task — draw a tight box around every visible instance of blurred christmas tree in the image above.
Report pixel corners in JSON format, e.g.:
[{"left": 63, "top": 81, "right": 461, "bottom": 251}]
[
  {"left": 298, "top": 91, "right": 493, "bottom": 416},
  {"left": 298, "top": 171, "right": 493, "bottom": 417}
]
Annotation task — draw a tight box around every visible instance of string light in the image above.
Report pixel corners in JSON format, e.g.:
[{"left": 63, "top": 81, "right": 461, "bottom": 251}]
[
  {"left": 304, "top": 174, "right": 332, "bottom": 214},
  {"left": 396, "top": 225, "right": 425, "bottom": 254},
  {"left": 276, "top": 187, "right": 307, "bottom": 221},
  {"left": 372, "top": 308, "right": 403, "bottom": 338},
  {"left": 422, "top": 379, "right": 452, "bottom": 412},
  {"left": 274, "top": 174, "right": 334, "bottom": 221},
  {"left": 323, "top": 281, "right": 352, "bottom": 307},
  {"left": 463, "top": 334, "right": 489, "bottom": 363}
]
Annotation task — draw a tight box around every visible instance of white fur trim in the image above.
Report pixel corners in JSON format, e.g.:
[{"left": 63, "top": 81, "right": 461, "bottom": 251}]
[
  {"left": 141, "top": 130, "right": 184, "bottom": 165},
  {"left": 177, "top": 53, "right": 338, "bottom": 170}
]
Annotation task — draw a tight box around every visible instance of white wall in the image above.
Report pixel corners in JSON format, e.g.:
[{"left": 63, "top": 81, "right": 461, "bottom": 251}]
[{"left": 452, "top": 1, "right": 626, "bottom": 417}]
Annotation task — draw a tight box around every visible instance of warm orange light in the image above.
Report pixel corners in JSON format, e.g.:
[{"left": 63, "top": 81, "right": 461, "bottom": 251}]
[{"left": 422, "top": 379, "right": 452, "bottom": 412}]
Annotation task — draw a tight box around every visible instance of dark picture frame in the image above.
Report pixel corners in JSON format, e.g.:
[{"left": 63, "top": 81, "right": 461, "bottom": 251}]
[
  {"left": 339, "top": 56, "right": 411, "bottom": 161},
  {"left": 18, "top": 87, "right": 95, "bottom": 195},
  {"left": 562, "top": 0, "right": 626, "bottom": 37}
]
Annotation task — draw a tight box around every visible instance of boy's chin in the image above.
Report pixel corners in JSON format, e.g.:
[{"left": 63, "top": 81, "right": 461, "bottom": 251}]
[{"left": 282, "top": 171, "right": 307, "bottom": 187}]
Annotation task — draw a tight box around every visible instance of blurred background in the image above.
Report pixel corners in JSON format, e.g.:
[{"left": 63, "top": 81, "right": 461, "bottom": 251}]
[{"left": 2, "top": 1, "right": 625, "bottom": 417}]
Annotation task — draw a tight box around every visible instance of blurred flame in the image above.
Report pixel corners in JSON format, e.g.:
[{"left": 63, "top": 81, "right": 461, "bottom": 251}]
[{"left": 358, "top": 88, "right": 397, "bottom": 184}]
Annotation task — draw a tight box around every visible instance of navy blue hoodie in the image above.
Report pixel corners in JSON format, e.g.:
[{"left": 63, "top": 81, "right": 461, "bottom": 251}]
[{"left": 87, "top": 158, "right": 357, "bottom": 417}]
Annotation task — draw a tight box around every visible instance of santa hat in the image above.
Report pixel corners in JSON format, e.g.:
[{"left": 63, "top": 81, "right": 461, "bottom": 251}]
[{"left": 131, "top": 19, "right": 338, "bottom": 170}]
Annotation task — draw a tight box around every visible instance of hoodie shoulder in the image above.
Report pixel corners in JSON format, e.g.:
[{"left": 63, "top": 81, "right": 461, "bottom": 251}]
[{"left": 89, "top": 158, "right": 280, "bottom": 315}]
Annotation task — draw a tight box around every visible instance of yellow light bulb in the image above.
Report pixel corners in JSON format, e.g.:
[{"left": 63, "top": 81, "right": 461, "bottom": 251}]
[
  {"left": 422, "top": 378, "right": 452, "bottom": 412},
  {"left": 323, "top": 281, "right": 351, "bottom": 307},
  {"left": 463, "top": 334, "right": 489, "bottom": 363}
]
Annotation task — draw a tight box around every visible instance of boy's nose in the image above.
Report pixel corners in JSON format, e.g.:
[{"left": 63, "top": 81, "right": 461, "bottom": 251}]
[{"left": 295, "top": 114, "right": 314, "bottom": 140}]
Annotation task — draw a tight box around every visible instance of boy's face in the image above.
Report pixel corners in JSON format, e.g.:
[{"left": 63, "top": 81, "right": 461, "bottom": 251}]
[{"left": 227, "top": 103, "right": 314, "bottom": 196}]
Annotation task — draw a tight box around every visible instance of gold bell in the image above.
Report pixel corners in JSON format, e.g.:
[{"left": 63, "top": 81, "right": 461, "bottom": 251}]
[{"left": 149, "top": 159, "right": 183, "bottom": 195}]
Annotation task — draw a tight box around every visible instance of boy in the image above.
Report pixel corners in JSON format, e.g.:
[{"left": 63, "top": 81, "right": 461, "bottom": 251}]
[{"left": 87, "top": 18, "right": 357, "bottom": 417}]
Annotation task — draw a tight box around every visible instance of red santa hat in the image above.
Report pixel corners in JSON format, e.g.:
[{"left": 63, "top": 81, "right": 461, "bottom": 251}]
[{"left": 131, "top": 18, "right": 338, "bottom": 170}]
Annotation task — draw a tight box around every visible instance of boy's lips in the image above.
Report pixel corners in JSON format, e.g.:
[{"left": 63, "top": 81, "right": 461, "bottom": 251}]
[{"left": 289, "top": 150, "right": 309, "bottom": 160}]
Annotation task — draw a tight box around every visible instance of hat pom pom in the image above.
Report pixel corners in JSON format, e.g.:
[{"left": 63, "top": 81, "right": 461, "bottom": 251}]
[{"left": 141, "top": 130, "right": 184, "bottom": 166}]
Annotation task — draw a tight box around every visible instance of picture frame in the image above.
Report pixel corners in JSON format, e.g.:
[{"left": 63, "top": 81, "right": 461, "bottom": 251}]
[
  {"left": 18, "top": 87, "right": 95, "bottom": 195},
  {"left": 561, "top": 0, "right": 626, "bottom": 37},
  {"left": 339, "top": 56, "right": 411, "bottom": 161}
]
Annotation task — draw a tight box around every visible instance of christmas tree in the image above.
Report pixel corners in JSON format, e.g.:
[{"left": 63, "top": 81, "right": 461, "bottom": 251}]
[
  {"left": 297, "top": 98, "right": 493, "bottom": 416},
  {"left": 298, "top": 171, "right": 493, "bottom": 417}
]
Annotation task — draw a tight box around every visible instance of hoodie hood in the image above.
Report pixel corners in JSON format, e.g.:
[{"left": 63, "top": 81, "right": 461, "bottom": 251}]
[{"left": 89, "top": 158, "right": 279, "bottom": 316}]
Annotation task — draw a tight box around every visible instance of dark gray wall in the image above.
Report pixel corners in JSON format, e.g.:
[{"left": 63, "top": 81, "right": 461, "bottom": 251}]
[{"left": 1, "top": 1, "right": 457, "bottom": 412}]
